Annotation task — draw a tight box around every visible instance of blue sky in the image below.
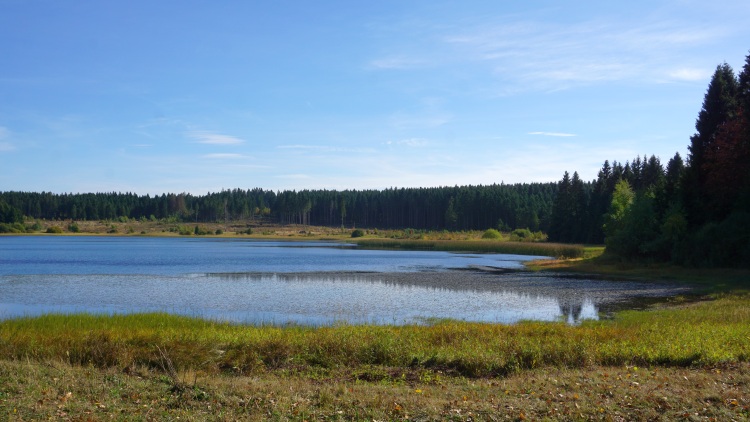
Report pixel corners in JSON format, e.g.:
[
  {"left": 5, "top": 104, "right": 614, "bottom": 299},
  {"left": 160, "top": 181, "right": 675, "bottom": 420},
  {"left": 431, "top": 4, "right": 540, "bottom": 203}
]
[{"left": 1, "top": 0, "right": 749, "bottom": 195}]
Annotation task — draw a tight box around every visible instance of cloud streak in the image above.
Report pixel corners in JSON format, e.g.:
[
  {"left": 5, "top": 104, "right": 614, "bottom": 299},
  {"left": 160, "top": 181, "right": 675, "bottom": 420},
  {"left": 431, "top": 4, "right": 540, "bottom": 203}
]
[
  {"left": 447, "top": 19, "right": 722, "bottom": 88},
  {"left": 188, "top": 131, "right": 245, "bottom": 145},
  {"left": 668, "top": 68, "right": 711, "bottom": 82},
  {"left": 386, "top": 138, "right": 430, "bottom": 147},
  {"left": 371, "top": 11, "right": 734, "bottom": 92}
]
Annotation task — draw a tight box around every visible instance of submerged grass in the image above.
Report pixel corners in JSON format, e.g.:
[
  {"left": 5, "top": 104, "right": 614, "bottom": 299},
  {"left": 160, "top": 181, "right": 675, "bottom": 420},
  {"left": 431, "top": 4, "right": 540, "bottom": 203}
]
[{"left": 353, "top": 238, "right": 585, "bottom": 259}]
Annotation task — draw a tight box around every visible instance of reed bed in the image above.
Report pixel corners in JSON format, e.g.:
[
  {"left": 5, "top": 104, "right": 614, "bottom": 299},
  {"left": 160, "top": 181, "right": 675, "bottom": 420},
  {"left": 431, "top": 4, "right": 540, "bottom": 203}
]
[
  {"left": 352, "top": 238, "right": 585, "bottom": 259},
  {"left": 1, "top": 295, "right": 747, "bottom": 378}
]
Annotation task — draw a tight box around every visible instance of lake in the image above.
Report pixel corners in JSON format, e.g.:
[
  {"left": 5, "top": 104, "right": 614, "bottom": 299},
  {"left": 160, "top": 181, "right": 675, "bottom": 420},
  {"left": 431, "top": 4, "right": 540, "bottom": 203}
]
[{"left": 0, "top": 236, "right": 689, "bottom": 325}]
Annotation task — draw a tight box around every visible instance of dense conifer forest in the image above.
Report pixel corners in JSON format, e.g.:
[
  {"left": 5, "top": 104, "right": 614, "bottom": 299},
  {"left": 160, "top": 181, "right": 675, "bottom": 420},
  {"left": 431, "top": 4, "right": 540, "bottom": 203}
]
[
  {"left": 550, "top": 51, "right": 750, "bottom": 267},
  {"left": 2, "top": 51, "right": 749, "bottom": 267},
  {"left": 0, "top": 183, "right": 558, "bottom": 233}
]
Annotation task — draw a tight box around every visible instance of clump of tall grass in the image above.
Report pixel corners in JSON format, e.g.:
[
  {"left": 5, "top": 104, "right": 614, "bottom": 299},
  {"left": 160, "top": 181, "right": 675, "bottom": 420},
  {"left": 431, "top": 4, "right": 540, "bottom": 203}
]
[
  {"left": 1, "top": 295, "right": 748, "bottom": 377},
  {"left": 352, "top": 238, "right": 584, "bottom": 259}
]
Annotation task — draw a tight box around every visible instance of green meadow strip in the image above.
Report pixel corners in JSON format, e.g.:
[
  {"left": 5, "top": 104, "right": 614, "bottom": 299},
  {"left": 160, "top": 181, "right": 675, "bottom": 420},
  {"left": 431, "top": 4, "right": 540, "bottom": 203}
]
[{"left": 1, "top": 295, "right": 747, "bottom": 377}]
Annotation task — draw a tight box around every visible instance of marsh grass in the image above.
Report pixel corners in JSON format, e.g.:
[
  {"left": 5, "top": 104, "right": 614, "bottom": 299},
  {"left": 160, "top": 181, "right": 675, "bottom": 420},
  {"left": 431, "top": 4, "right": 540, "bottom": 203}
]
[
  {"left": 352, "top": 238, "right": 585, "bottom": 258},
  {"left": 1, "top": 296, "right": 749, "bottom": 420},
  {"left": 2, "top": 295, "right": 748, "bottom": 378}
]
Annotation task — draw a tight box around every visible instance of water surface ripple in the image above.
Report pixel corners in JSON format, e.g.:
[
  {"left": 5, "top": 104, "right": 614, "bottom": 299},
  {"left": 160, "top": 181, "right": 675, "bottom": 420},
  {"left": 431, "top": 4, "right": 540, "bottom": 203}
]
[{"left": 0, "top": 236, "right": 690, "bottom": 325}]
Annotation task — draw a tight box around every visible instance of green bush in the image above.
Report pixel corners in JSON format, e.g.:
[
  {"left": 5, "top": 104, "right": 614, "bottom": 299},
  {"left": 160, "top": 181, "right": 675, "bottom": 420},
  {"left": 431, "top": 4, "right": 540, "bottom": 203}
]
[
  {"left": 215, "top": 229, "right": 224, "bottom": 235},
  {"left": 193, "top": 225, "right": 210, "bottom": 235},
  {"left": 67, "top": 222, "right": 80, "bottom": 233},
  {"left": 351, "top": 229, "right": 365, "bottom": 238},
  {"left": 509, "top": 228, "right": 548, "bottom": 242},
  {"left": 26, "top": 222, "right": 43, "bottom": 232},
  {"left": 481, "top": 228, "right": 503, "bottom": 239},
  {"left": 510, "top": 228, "right": 531, "bottom": 240},
  {"left": 46, "top": 226, "right": 63, "bottom": 234},
  {"left": 0, "top": 223, "right": 25, "bottom": 233}
]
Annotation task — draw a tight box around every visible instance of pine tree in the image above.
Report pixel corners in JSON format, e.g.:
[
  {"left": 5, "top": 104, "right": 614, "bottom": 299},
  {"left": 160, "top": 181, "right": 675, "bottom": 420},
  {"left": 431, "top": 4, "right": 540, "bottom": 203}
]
[
  {"left": 683, "top": 63, "right": 739, "bottom": 226},
  {"left": 738, "top": 50, "right": 750, "bottom": 113},
  {"left": 664, "top": 152, "right": 684, "bottom": 204},
  {"left": 549, "top": 172, "right": 571, "bottom": 242}
]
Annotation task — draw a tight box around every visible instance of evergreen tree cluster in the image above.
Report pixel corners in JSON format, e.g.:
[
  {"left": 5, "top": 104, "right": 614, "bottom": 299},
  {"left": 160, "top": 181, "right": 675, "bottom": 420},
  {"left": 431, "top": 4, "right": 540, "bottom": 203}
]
[
  {"left": 548, "top": 154, "right": 672, "bottom": 245},
  {"left": 0, "top": 183, "right": 556, "bottom": 232},
  {"left": 551, "top": 51, "right": 750, "bottom": 267}
]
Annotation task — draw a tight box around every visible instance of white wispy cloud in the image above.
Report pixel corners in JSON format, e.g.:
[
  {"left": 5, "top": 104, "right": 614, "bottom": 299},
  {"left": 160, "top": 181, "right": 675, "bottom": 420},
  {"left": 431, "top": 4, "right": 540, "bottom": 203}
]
[
  {"left": 387, "top": 138, "right": 430, "bottom": 147},
  {"left": 187, "top": 131, "right": 245, "bottom": 145},
  {"left": 528, "top": 131, "right": 576, "bottom": 137},
  {"left": 667, "top": 68, "right": 711, "bottom": 82},
  {"left": 370, "top": 12, "right": 732, "bottom": 92},
  {"left": 0, "top": 142, "right": 14, "bottom": 152}
]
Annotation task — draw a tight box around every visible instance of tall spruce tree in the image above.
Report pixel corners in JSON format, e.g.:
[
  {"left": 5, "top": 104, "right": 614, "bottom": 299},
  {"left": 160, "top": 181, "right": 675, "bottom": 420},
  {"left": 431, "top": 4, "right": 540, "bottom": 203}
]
[
  {"left": 549, "top": 171, "right": 571, "bottom": 242},
  {"left": 683, "top": 63, "right": 739, "bottom": 226},
  {"left": 738, "top": 50, "right": 750, "bottom": 113},
  {"left": 569, "top": 171, "right": 588, "bottom": 243}
]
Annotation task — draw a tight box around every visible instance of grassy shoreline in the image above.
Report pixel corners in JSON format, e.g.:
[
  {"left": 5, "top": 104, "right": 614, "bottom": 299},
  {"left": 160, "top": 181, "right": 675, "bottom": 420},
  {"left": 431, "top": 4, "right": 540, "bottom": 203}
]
[
  {"left": 2, "top": 292, "right": 749, "bottom": 419},
  {"left": 3, "top": 226, "right": 750, "bottom": 419},
  {"left": 3, "top": 294, "right": 749, "bottom": 374},
  {"left": 3, "top": 219, "right": 587, "bottom": 259}
]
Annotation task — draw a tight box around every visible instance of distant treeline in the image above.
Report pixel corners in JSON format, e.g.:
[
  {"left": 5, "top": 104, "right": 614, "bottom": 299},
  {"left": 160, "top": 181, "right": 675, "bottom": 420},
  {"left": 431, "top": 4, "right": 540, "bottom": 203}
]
[
  {"left": 551, "top": 51, "right": 750, "bottom": 267},
  {"left": 0, "top": 183, "right": 558, "bottom": 232}
]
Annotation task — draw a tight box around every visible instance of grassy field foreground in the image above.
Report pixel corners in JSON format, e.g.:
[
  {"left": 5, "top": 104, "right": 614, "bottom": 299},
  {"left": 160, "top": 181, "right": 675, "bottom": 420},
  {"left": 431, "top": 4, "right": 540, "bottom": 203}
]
[{"left": 1, "top": 294, "right": 749, "bottom": 420}]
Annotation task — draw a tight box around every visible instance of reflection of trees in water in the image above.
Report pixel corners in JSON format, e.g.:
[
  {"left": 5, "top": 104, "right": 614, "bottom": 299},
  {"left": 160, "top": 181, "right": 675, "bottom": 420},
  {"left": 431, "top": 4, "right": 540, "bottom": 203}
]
[
  {"left": 205, "top": 271, "right": 675, "bottom": 324},
  {"left": 558, "top": 298, "right": 598, "bottom": 323}
]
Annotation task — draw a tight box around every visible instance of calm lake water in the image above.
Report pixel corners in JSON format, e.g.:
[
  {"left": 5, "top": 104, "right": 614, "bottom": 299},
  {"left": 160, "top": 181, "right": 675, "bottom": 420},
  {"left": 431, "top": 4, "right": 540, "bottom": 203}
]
[{"left": 0, "top": 236, "right": 688, "bottom": 325}]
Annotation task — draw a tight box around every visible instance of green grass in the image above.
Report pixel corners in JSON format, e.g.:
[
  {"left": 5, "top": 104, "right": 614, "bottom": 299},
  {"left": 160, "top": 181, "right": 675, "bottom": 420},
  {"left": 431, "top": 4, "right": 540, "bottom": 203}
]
[
  {"left": 2, "top": 294, "right": 748, "bottom": 377},
  {"left": 2, "top": 289, "right": 749, "bottom": 420},
  {"left": 352, "top": 238, "right": 585, "bottom": 259}
]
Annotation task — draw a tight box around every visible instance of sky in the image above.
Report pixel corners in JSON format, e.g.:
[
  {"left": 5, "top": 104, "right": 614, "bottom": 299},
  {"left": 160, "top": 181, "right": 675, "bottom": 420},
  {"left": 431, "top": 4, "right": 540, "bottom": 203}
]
[{"left": 1, "top": 0, "right": 749, "bottom": 195}]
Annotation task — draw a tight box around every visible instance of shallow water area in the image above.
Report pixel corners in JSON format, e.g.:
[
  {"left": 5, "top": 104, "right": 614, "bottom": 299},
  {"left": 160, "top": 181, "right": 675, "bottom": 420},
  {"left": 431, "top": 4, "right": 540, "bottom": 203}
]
[{"left": 0, "top": 236, "right": 690, "bottom": 325}]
